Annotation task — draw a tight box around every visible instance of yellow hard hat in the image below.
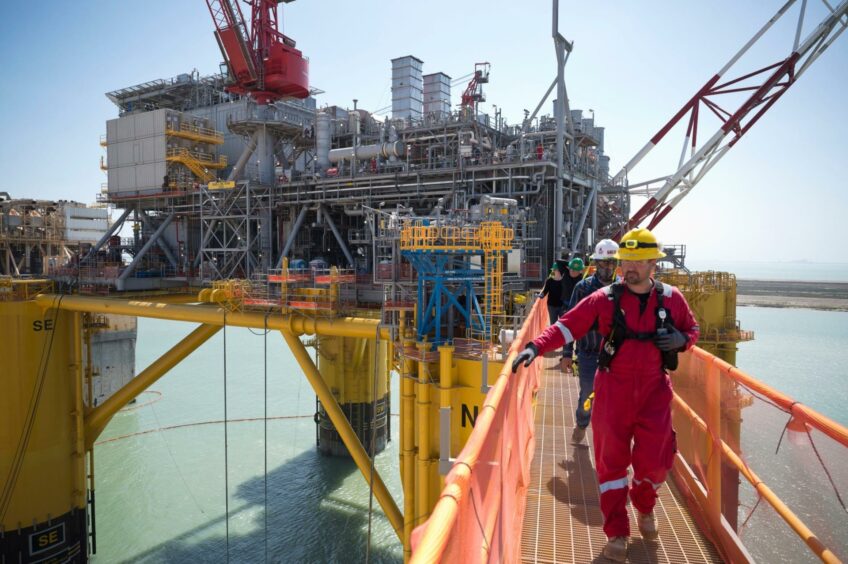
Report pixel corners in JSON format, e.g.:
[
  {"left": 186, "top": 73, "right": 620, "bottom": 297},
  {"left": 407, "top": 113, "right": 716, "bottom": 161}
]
[{"left": 615, "top": 228, "right": 666, "bottom": 260}]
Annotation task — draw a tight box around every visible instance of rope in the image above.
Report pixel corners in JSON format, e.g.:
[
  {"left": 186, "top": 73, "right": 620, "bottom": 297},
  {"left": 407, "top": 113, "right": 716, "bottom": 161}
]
[
  {"left": 148, "top": 396, "right": 206, "bottom": 516},
  {"left": 773, "top": 401, "right": 846, "bottom": 511},
  {"left": 774, "top": 402, "right": 800, "bottom": 455},
  {"left": 263, "top": 313, "right": 269, "bottom": 562},
  {"left": 365, "top": 322, "right": 381, "bottom": 563},
  {"left": 805, "top": 428, "right": 847, "bottom": 512},
  {"left": 223, "top": 314, "right": 230, "bottom": 562}
]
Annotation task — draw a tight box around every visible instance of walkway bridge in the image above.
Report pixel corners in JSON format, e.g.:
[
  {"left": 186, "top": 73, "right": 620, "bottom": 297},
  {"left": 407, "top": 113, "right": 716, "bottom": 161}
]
[{"left": 410, "top": 298, "right": 848, "bottom": 563}]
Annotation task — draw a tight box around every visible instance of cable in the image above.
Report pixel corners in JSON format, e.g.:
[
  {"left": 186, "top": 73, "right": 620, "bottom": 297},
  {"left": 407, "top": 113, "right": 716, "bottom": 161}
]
[
  {"left": 365, "top": 322, "right": 381, "bottom": 563},
  {"left": 223, "top": 314, "right": 230, "bottom": 563},
  {"left": 263, "top": 313, "right": 269, "bottom": 563},
  {"left": 149, "top": 397, "right": 206, "bottom": 516}
]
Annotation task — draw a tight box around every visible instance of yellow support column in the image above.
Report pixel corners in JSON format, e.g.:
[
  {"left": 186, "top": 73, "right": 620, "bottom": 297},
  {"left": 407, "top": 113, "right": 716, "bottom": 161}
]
[
  {"left": 705, "top": 360, "right": 722, "bottom": 521},
  {"left": 415, "top": 343, "right": 432, "bottom": 523},
  {"left": 71, "top": 313, "right": 85, "bottom": 510},
  {"left": 281, "top": 329, "right": 403, "bottom": 539},
  {"left": 438, "top": 345, "right": 454, "bottom": 489},
  {"left": 401, "top": 336, "right": 416, "bottom": 560},
  {"left": 315, "top": 333, "right": 390, "bottom": 457},
  {"left": 1, "top": 295, "right": 87, "bottom": 562}
]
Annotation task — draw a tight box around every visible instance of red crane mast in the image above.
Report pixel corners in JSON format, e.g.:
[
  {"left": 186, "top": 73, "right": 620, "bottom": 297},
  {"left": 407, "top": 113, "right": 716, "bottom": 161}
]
[
  {"left": 205, "top": 0, "right": 309, "bottom": 104},
  {"left": 460, "top": 62, "right": 491, "bottom": 115}
]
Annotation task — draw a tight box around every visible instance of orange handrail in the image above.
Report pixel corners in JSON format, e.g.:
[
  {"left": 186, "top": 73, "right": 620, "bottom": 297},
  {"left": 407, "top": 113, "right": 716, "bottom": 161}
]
[
  {"left": 688, "top": 346, "right": 848, "bottom": 447},
  {"left": 673, "top": 347, "right": 846, "bottom": 564},
  {"left": 410, "top": 296, "right": 548, "bottom": 563}
]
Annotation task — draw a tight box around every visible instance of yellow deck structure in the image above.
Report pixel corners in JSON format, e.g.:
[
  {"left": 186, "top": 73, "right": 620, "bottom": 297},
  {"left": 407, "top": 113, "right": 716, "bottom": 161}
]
[{"left": 3, "top": 279, "right": 847, "bottom": 563}]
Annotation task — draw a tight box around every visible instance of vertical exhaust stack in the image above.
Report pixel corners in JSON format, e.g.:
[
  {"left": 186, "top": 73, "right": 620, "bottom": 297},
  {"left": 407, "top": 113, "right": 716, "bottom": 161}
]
[
  {"left": 391, "top": 56, "right": 424, "bottom": 122},
  {"left": 316, "top": 110, "right": 331, "bottom": 173}
]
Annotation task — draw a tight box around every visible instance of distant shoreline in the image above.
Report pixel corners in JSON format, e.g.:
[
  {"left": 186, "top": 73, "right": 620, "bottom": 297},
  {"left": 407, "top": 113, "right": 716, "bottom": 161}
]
[{"left": 735, "top": 279, "right": 848, "bottom": 312}]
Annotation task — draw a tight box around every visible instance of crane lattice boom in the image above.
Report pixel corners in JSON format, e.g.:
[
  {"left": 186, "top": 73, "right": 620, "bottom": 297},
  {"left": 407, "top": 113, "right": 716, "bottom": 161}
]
[{"left": 610, "top": 0, "right": 848, "bottom": 239}]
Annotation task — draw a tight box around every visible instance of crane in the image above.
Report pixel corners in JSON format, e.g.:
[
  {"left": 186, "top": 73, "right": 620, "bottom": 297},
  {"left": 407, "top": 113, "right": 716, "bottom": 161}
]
[
  {"left": 205, "top": 0, "right": 309, "bottom": 104},
  {"left": 460, "top": 62, "right": 491, "bottom": 116},
  {"left": 608, "top": 0, "right": 848, "bottom": 239}
]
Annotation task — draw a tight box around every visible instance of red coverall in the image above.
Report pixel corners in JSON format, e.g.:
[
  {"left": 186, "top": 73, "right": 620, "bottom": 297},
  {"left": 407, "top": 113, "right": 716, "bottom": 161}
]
[{"left": 531, "top": 280, "right": 699, "bottom": 538}]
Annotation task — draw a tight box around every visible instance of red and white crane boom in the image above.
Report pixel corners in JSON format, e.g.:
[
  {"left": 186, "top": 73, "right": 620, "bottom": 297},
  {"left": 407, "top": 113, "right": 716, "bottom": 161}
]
[{"left": 611, "top": 0, "right": 848, "bottom": 238}]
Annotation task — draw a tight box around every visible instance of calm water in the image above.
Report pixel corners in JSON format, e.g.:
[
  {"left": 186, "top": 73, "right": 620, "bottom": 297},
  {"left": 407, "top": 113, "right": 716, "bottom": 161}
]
[
  {"left": 736, "top": 307, "right": 847, "bottom": 424},
  {"left": 732, "top": 306, "right": 848, "bottom": 564},
  {"left": 91, "top": 304, "right": 847, "bottom": 563},
  {"left": 91, "top": 320, "right": 403, "bottom": 563}
]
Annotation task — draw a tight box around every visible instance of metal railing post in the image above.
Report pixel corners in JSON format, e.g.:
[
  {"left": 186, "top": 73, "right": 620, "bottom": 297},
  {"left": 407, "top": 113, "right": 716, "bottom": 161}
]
[{"left": 705, "top": 359, "right": 722, "bottom": 521}]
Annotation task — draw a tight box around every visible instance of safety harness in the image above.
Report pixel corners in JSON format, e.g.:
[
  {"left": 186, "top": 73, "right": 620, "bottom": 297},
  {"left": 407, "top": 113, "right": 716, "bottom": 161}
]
[{"left": 597, "top": 280, "right": 679, "bottom": 372}]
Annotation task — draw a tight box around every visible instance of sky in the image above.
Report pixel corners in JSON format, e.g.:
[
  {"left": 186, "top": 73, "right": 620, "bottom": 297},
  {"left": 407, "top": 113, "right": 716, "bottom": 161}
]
[{"left": 1, "top": 1, "right": 846, "bottom": 263}]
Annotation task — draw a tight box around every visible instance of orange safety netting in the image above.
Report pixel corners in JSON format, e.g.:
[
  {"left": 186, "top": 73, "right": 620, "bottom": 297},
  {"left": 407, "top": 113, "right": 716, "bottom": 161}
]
[
  {"left": 671, "top": 347, "right": 848, "bottom": 563},
  {"left": 410, "top": 296, "right": 549, "bottom": 563}
]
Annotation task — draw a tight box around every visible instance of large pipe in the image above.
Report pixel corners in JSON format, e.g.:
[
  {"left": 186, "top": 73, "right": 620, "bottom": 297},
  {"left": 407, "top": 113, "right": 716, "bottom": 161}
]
[
  {"left": 227, "top": 130, "right": 260, "bottom": 182},
  {"left": 138, "top": 212, "right": 178, "bottom": 268},
  {"left": 117, "top": 213, "right": 175, "bottom": 289},
  {"left": 316, "top": 111, "right": 331, "bottom": 171},
  {"left": 328, "top": 141, "right": 406, "bottom": 164},
  {"left": 571, "top": 181, "right": 598, "bottom": 253},
  {"left": 321, "top": 206, "right": 355, "bottom": 267},
  {"left": 416, "top": 343, "right": 432, "bottom": 524},
  {"left": 35, "top": 294, "right": 391, "bottom": 340},
  {"left": 480, "top": 195, "right": 518, "bottom": 208},
  {"left": 276, "top": 206, "right": 308, "bottom": 267},
  {"left": 81, "top": 207, "right": 133, "bottom": 264},
  {"left": 400, "top": 331, "right": 416, "bottom": 558}
]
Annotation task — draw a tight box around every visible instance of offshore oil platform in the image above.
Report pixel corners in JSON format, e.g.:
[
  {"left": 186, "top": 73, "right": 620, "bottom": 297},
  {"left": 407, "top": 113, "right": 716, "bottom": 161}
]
[{"left": 2, "top": 1, "right": 847, "bottom": 563}]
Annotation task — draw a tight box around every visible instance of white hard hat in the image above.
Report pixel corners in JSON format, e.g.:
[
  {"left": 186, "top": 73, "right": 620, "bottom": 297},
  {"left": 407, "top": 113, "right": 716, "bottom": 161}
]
[{"left": 592, "top": 239, "right": 619, "bottom": 260}]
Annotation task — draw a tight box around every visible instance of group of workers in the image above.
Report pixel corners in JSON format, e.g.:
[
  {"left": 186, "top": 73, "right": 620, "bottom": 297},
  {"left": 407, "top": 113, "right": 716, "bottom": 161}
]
[{"left": 514, "top": 227, "right": 700, "bottom": 562}]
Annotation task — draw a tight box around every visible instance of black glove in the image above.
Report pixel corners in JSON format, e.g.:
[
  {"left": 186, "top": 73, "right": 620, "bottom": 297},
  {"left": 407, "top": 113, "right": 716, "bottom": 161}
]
[
  {"left": 511, "top": 343, "right": 539, "bottom": 373},
  {"left": 655, "top": 327, "right": 687, "bottom": 351}
]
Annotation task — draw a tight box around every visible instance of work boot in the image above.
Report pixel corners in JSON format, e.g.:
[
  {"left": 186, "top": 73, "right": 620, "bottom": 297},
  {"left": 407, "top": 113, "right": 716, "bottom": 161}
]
[
  {"left": 602, "top": 536, "right": 627, "bottom": 562},
  {"left": 638, "top": 511, "right": 659, "bottom": 540},
  {"left": 571, "top": 426, "right": 586, "bottom": 444}
]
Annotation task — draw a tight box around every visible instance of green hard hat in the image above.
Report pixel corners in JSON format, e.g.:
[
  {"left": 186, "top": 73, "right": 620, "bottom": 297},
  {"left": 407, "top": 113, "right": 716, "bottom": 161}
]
[{"left": 568, "top": 257, "right": 585, "bottom": 272}]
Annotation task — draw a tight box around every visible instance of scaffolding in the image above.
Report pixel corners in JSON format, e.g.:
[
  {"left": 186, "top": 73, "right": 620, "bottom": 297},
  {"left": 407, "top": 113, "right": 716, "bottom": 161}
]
[{"left": 398, "top": 217, "right": 514, "bottom": 345}]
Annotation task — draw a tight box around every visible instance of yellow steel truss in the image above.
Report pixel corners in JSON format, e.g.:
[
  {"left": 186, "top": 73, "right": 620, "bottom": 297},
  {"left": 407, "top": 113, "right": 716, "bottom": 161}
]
[
  {"left": 399, "top": 219, "right": 514, "bottom": 325},
  {"left": 166, "top": 147, "right": 228, "bottom": 183},
  {"left": 165, "top": 122, "right": 225, "bottom": 145}
]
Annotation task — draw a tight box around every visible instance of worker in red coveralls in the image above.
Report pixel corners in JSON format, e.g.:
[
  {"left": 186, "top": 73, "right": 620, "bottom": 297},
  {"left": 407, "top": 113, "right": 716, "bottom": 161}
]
[{"left": 512, "top": 227, "right": 699, "bottom": 562}]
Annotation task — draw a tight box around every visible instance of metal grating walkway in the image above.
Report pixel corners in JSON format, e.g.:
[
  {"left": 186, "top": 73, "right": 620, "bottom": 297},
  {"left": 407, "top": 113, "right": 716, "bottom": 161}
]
[{"left": 521, "top": 355, "right": 724, "bottom": 563}]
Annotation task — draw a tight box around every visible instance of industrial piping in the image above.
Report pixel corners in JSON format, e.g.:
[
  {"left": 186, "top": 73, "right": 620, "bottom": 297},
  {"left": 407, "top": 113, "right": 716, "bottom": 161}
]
[{"left": 328, "top": 141, "right": 406, "bottom": 163}]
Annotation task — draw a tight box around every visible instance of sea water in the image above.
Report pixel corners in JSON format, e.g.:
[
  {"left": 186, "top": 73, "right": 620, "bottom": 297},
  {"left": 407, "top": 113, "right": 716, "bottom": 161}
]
[
  {"left": 91, "top": 320, "right": 403, "bottom": 563},
  {"left": 731, "top": 306, "right": 848, "bottom": 564},
  {"left": 90, "top": 304, "right": 847, "bottom": 563},
  {"left": 686, "top": 260, "right": 848, "bottom": 282}
]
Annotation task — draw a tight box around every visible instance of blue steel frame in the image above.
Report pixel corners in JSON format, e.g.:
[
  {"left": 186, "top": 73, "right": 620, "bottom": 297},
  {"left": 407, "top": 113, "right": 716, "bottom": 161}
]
[{"left": 402, "top": 249, "right": 487, "bottom": 346}]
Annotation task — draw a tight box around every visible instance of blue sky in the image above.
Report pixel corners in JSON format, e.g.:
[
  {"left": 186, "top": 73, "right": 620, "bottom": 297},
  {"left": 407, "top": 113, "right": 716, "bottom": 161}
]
[{"left": 1, "top": 1, "right": 846, "bottom": 263}]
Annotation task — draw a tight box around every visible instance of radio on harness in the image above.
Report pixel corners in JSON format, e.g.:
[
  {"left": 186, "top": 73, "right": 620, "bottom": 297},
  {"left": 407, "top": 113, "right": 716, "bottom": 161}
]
[{"left": 597, "top": 281, "right": 679, "bottom": 371}]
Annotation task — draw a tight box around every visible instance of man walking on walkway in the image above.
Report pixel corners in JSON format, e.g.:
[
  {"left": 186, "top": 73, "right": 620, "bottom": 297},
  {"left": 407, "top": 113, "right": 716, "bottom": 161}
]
[
  {"left": 564, "top": 239, "right": 619, "bottom": 444},
  {"left": 539, "top": 261, "right": 567, "bottom": 325},
  {"left": 511, "top": 228, "right": 700, "bottom": 562}
]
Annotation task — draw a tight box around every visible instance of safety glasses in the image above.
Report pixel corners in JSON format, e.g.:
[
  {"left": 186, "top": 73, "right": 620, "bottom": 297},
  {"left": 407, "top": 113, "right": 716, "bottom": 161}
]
[{"left": 621, "top": 239, "right": 658, "bottom": 249}]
